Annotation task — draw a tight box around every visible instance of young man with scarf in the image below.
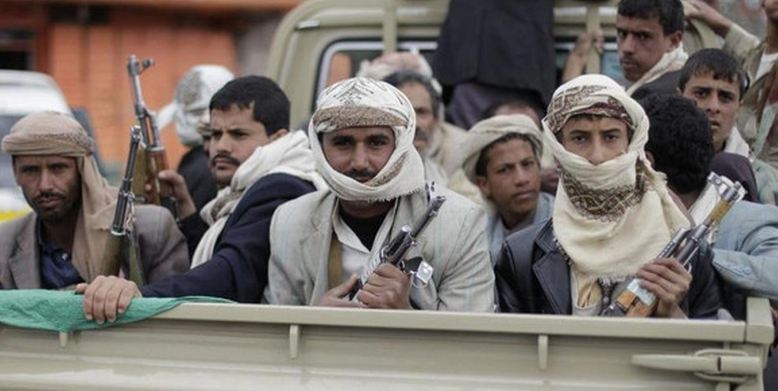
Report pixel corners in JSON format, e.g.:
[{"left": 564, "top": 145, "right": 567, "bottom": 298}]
[
  {"left": 494, "top": 75, "right": 722, "bottom": 319},
  {"left": 0, "top": 111, "right": 189, "bottom": 289},
  {"left": 460, "top": 114, "right": 554, "bottom": 262},
  {"left": 265, "top": 77, "right": 495, "bottom": 311},
  {"left": 78, "top": 77, "right": 323, "bottom": 323},
  {"left": 565, "top": 0, "right": 686, "bottom": 100},
  {"left": 643, "top": 93, "right": 778, "bottom": 319}
]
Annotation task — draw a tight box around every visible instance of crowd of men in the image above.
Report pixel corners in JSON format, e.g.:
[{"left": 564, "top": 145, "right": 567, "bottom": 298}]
[{"left": 0, "top": 0, "right": 777, "bottom": 340}]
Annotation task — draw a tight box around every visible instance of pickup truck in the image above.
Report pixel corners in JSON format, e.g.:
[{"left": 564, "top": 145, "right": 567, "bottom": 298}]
[{"left": 0, "top": 1, "right": 772, "bottom": 390}]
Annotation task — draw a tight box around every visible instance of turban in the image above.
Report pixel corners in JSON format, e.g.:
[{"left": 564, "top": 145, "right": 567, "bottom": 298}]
[{"left": 462, "top": 114, "right": 543, "bottom": 185}]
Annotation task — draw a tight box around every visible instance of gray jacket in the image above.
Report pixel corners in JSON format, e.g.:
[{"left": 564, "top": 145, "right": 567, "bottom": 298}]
[
  {"left": 265, "top": 188, "right": 495, "bottom": 311},
  {"left": 0, "top": 205, "right": 189, "bottom": 289}
]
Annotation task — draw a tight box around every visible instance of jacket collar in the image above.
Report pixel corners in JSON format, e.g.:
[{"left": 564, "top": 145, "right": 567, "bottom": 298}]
[
  {"left": 532, "top": 221, "right": 571, "bottom": 315},
  {"left": 9, "top": 214, "right": 42, "bottom": 288}
]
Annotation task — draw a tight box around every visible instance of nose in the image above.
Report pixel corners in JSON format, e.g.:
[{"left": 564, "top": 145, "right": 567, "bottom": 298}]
[
  {"left": 706, "top": 96, "right": 721, "bottom": 114},
  {"left": 588, "top": 140, "right": 607, "bottom": 166},
  {"left": 350, "top": 144, "right": 370, "bottom": 171},
  {"left": 212, "top": 134, "right": 231, "bottom": 156},
  {"left": 620, "top": 35, "right": 635, "bottom": 55},
  {"left": 513, "top": 166, "right": 531, "bottom": 186},
  {"left": 39, "top": 168, "right": 55, "bottom": 192}
]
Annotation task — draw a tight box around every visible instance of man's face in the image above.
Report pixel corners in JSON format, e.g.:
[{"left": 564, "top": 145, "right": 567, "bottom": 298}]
[
  {"left": 209, "top": 104, "right": 272, "bottom": 187},
  {"left": 322, "top": 126, "right": 395, "bottom": 183},
  {"left": 399, "top": 82, "right": 437, "bottom": 151},
  {"left": 617, "top": 15, "right": 681, "bottom": 82},
  {"left": 14, "top": 155, "right": 81, "bottom": 222},
  {"left": 560, "top": 116, "right": 630, "bottom": 165},
  {"left": 681, "top": 71, "right": 741, "bottom": 152},
  {"left": 477, "top": 138, "right": 541, "bottom": 227}
]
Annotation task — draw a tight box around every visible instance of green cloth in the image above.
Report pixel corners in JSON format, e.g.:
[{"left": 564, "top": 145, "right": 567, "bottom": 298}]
[{"left": 0, "top": 290, "right": 232, "bottom": 332}]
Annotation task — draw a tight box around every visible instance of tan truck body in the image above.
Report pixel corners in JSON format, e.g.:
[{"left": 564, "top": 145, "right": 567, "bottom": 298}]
[{"left": 0, "top": 1, "right": 770, "bottom": 390}]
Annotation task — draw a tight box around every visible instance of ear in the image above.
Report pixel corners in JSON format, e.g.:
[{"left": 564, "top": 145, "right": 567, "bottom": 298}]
[
  {"left": 645, "top": 151, "right": 655, "bottom": 166},
  {"left": 269, "top": 128, "right": 289, "bottom": 142},
  {"left": 666, "top": 30, "right": 683, "bottom": 51},
  {"left": 476, "top": 176, "right": 492, "bottom": 198}
]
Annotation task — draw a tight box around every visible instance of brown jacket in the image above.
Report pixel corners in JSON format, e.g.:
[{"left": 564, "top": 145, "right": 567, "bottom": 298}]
[{"left": 0, "top": 205, "right": 189, "bottom": 289}]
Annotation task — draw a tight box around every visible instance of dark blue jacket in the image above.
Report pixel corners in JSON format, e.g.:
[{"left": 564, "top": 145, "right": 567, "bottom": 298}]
[{"left": 141, "top": 173, "right": 316, "bottom": 302}]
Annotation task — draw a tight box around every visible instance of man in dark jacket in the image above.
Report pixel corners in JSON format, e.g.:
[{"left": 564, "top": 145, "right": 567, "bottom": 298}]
[
  {"left": 495, "top": 75, "right": 722, "bottom": 319},
  {"left": 76, "top": 76, "right": 321, "bottom": 323}
]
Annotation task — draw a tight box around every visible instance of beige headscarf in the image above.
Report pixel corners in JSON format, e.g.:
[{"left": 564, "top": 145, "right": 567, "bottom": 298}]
[
  {"left": 543, "top": 75, "right": 689, "bottom": 306},
  {"left": 2, "top": 111, "right": 118, "bottom": 282},
  {"left": 309, "top": 77, "right": 425, "bottom": 202},
  {"left": 625, "top": 45, "right": 688, "bottom": 96},
  {"left": 462, "top": 114, "right": 544, "bottom": 185}
]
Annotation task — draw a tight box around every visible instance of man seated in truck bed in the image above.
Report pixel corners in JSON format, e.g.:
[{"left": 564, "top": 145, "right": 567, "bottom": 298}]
[{"left": 495, "top": 75, "right": 722, "bottom": 319}]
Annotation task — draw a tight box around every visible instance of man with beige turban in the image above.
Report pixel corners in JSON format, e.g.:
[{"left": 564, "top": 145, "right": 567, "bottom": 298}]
[
  {"left": 494, "top": 75, "right": 722, "bottom": 319},
  {"left": 0, "top": 111, "right": 188, "bottom": 290},
  {"left": 264, "top": 77, "right": 494, "bottom": 311},
  {"left": 461, "top": 114, "right": 554, "bottom": 262}
]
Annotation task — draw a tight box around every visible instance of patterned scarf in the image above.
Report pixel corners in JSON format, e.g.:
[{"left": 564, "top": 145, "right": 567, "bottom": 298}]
[
  {"left": 308, "top": 77, "right": 425, "bottom": 202},
  {"left": 543, "top": 75, "right": 689, "bottom": 307}
]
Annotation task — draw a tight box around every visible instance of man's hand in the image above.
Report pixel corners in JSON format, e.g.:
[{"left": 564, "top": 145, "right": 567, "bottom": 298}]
[
  {"left": 636, "top": 258, "right": 692, "bottom": 318},
  {"left": 75, "top": 276, "right": 142, "bottom": 324},
  {"left": 149, "top": 169, "right": 196, "bottom": 219},
  {"left": 562, "top": 30, "right": 604, "bottom": 83},
  {"left": 356, "top": 264, "right": 412, "bottom": 310},
  {"left": 314, "top": 275, "right": 364, "bottom": 308},
  {"left": 685, "top": 0, "right": 732, "bottom": 37}
]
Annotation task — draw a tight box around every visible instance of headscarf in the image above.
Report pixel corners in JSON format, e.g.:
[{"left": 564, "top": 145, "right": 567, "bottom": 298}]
[
  {"left": 625, "top": 45, "right": 688, "bottom": 96},
  {"left": 158, "top": 65, "right": 234, "bottom": 147},
  {"left": 2, "top": 111, "right": 118, "bottom": 282},
  {"left": 543, "top": 75, "right": 689, "bottom": 305},
  {"left": 190, "top": 131, "right": 326, "bottom": 268},
  {"left": 308, "top": 77, "right": 425, "bottom": 202},
  {"left": 462, "top": 114, "right": 544, "bottom": 185}
]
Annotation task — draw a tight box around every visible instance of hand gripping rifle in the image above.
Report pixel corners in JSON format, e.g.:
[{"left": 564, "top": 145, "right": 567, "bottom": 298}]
[
  {"left": 104, "top": 126, "right": 145, "bottom": 286},
  {"left": 127, "top": 54, "right": 177, "bottom": 217},
  {"left": 601, "top": 173, "right": 743, "bottom": 317},
  {"left": 349, "top": 195, "right": 446, "bottom": 301}
]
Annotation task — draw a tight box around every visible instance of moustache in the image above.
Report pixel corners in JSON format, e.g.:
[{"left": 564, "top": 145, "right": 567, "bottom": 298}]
[
  {"left": 210, "top": 154, "right": 241, "bottom": 167},
  {"left": 34, "top": 191, "right": 65, "bottom": 204},
  {"left": 344, "top": 169, "right": 378, "bottom": 183}
]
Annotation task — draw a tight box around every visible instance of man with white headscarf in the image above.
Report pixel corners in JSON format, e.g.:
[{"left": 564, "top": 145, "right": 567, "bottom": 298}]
[
  {"left": 0, "top": 111, "right": 188, "bottom": 290},
  {"left": 158, "top": 65, "right": 233, "bottom": 211},
  {"left": 460, "top": 114, "right": 554, "bottom": 262},
  {"left": 494, "top": 75, "right": 722, "bottom": 319},
  {"left": 265, "top": 77, "right": 494, "bottom": 311}
]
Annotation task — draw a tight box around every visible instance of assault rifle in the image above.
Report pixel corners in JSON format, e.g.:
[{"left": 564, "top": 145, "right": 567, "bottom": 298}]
[
  {"left": 127, "top": 54, "right": 177, "bottom": 217},
  {"left": 103, "top": 126, "right": 145, "bottom": 286},
  {"left": 349, "top": 195, "right": 446, "bottom": 301},
  {"left": 601, "top": 173, "right": 743, "bottom": 317}
]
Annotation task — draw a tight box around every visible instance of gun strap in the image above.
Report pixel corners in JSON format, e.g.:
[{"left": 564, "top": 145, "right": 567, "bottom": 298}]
[{"left": 327, "top": 232, "right": 343, "bottom": 290}]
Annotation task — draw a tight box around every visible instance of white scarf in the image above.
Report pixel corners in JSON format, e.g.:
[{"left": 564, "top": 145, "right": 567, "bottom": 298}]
[
  {"left": 544, "top": 75, "right": 689, "bottom": 280},
  {"left": 626, "top": 45, "right": 688, "bottom": 96},
  {"left": 190, "top": 131, "right": 326, "bottom": 268},
  {"left": 308, "top": 77, "right": 425, "bottom": 202}
]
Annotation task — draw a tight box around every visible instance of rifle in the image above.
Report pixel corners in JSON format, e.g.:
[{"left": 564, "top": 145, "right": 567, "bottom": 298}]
[
  {"left": 126, "top": 54, "right": 177, "bottom": 217},
  {"left": 601, "top": 173, "right": 743, "bottom": 317},
  {"left": 349, "top": 195, "right": 446, "bottom": 300},
  {"left": 103, "top": 126, "right": 145, "bottom": 286}
]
